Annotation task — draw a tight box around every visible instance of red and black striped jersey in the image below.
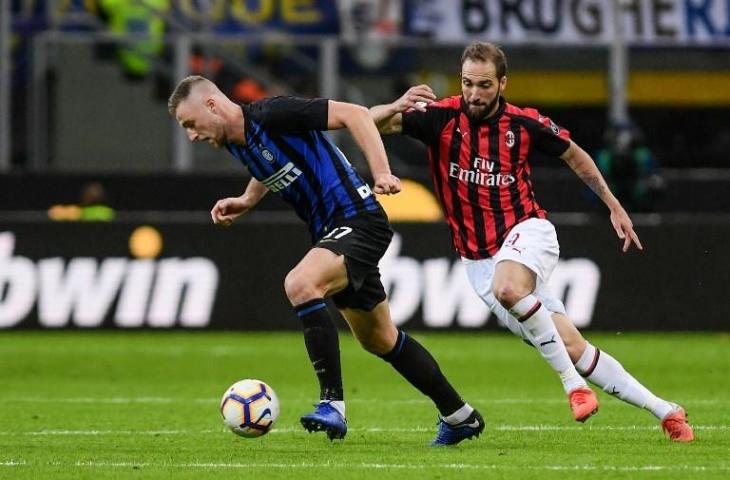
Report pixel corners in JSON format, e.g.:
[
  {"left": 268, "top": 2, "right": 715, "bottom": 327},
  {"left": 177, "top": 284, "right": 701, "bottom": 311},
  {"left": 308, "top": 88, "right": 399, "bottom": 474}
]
[{"left": 402, "top": 96, "right": 571, "bottom": 259}]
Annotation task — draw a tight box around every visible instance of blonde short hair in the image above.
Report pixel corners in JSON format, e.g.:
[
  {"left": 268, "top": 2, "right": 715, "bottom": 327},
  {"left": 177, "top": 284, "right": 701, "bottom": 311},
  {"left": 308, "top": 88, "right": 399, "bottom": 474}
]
[{"left": 167, "top": 75, "right": 209, "bottom": 115}]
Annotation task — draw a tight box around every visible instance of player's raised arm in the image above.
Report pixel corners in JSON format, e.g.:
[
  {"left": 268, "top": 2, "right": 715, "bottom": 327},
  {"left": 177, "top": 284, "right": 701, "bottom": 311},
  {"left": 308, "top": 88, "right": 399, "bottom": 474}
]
[
  {"left": 327, "top": 100, "right": 401, "bottom": 195},
  {"left": 210, "top": 177, "right": 268, "bottom": 226},
  {"left": 560, "top": 140, "right": 643, "bottom": 252},
  {"left": 369, "top": 84, "right": 437, "bottom": 134}
]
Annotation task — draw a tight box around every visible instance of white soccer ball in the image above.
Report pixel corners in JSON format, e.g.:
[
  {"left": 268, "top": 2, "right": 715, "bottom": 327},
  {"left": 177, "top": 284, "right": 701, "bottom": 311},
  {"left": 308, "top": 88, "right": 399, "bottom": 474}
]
[{"left": 220, "top": 379, "right": 280, "bottom": 438}]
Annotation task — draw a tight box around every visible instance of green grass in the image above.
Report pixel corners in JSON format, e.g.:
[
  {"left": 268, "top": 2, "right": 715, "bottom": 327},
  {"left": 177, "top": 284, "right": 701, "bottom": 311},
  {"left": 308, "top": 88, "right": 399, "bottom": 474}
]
[{"left": 0, "top": 331, "right": 728, "bottom": 479}]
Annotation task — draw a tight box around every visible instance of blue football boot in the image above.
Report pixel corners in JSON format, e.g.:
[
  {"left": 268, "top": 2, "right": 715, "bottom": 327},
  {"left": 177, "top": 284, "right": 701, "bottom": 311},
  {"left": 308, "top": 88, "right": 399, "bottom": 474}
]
[
  {"left": 431, "top": 409, "right": 485, "bottom": 446},
  {"left": 300, "top": 401, "right": 347, "bottom": 440}
]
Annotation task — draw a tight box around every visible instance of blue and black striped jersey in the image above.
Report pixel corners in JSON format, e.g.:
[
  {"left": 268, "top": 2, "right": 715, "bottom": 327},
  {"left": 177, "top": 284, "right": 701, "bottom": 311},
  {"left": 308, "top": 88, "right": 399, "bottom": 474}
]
[{"left": 226, "top": 96, "right": 380, "bottom": 242}]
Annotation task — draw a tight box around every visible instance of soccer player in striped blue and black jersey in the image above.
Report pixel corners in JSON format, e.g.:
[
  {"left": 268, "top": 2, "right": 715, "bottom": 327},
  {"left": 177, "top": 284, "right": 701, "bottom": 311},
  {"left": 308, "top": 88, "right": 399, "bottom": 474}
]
[
  {"left": 370, "top": 42, "right": 693, "bottom": 442},
  {"left": 168, "top": 76, "right": 484, "bottom": 445}
]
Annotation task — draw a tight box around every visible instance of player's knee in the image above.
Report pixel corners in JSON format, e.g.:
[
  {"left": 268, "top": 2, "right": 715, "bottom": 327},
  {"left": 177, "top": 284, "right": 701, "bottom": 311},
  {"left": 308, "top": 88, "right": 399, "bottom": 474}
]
[
  {"left": 492, "top": 283, "right": 529, "bottom": 308},
  {"left": 284, "top": 270, "right": 319, "bottom": 304}
]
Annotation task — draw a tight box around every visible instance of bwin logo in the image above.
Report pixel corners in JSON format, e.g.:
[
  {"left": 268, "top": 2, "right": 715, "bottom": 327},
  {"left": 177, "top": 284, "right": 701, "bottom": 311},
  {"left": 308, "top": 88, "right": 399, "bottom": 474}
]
[{"left": 0, "top": 231, "right": 219, "bottom": 329}]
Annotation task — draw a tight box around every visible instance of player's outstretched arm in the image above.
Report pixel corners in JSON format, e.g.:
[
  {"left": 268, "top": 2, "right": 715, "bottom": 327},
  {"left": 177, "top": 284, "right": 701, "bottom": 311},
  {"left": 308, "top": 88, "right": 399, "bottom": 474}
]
[
  {"left": 369, "top": 84, "right": 436, "bottom": 134},
  {"left": 327, "top": 100, "right": 401, "bottom": 195},
  {"left": 210, "top": 177, "right": 268, "bottom": 226},
  {"left": 560, "top": 140, "right": 643, "bottom": 252}
]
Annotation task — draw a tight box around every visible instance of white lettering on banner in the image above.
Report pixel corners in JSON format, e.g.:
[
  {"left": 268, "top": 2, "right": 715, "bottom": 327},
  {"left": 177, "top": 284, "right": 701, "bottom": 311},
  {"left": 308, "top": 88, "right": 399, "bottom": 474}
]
[
  {"left": 408, "top": 0, "right": 730, "bottom": 45},
  {"left": 0, "top": 232, "right": 219, "bottom": 328},
  {"left": 379, "top": 235, "right": 423, "bottom": 324},
  {"left": 0, "top": 233, "right": 35, "bottom": 327},
  {"left": 148, "top": 258, "right": 219, "bottom": 328},
  {"left": 380, "top": 233, "right": 600, "bottom": 328},
  {"left": 421, "top": 259, "right": 490, "bottom": 328},
  {"left": 37, "top": 258, "right": 127, "bottom": 327},
  {"left": 549, "top": 258, "right": 601, "bottom": 328},
  {"left": 115, "top": 260, "right": 155, "bottom": 327}
]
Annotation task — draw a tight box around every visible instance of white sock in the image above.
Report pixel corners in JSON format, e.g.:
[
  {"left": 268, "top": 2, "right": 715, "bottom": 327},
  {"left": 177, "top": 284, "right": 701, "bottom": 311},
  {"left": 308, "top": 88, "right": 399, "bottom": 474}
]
[
  {"left": 508, "top": 295, "right": 586, "bottom": 393},
  {"left": 442, "top": 403, "right": 474, "bottom": 425},
  {"left": 323, "top": 400, "right": 346, "bottom": 418},
  {"left": 575, "top": 343, "right": 673, "bottom": 419}
]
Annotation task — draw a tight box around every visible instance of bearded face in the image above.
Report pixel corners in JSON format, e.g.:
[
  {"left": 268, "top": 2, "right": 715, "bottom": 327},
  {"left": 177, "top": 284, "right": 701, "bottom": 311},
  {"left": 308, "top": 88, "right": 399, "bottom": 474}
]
[{"left": 461, "top": 59, "right": 505, "bottom": 121}]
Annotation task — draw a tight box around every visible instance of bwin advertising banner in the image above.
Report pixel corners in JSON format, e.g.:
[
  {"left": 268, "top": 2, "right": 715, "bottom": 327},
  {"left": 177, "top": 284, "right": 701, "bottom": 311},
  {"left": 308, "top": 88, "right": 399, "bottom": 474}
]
[{"left": 0, "top": 219, "right": 726, "bottom": 330}]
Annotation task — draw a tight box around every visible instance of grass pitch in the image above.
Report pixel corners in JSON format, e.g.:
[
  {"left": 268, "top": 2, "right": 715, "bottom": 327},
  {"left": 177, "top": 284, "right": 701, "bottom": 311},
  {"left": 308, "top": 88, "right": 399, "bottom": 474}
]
[{"left": 0, "top": 331, "right": 728, "bottom": 479}]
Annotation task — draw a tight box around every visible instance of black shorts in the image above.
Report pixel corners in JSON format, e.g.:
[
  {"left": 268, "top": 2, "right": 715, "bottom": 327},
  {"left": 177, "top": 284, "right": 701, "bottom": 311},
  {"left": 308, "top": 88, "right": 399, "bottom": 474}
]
[{"left": 314, "top": 206, "right": 393, "bottom": 311}]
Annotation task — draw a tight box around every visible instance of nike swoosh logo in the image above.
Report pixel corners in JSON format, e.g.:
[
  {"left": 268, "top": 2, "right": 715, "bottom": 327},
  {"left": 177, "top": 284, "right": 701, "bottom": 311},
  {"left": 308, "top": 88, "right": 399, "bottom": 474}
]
[{"left": 464, "top": 419, "right": 481, "bottom": 428}]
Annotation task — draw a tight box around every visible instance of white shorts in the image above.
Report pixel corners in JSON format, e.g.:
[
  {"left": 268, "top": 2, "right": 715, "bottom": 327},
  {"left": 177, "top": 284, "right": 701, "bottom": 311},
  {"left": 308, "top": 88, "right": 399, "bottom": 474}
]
[{"left": 462, "top": 218, "right": 566, "bottom": 338}]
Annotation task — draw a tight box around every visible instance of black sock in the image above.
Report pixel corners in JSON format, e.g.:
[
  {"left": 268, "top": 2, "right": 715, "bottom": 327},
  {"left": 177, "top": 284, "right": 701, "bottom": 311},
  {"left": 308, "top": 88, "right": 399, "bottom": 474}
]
[
  {"left": 379, "top": 330, "right": 464, "bottom": 416},
  {"left": 295, "top": 299, "right": 343, "bottom": 401}
]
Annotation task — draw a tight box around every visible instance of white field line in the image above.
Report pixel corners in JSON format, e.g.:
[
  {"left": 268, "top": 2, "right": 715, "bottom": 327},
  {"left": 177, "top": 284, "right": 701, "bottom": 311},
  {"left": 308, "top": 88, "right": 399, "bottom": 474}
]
[
  {"left": 0, "top": 461, "right": 728, "bottom": 472},
  {"left": 3, "top": 397, "right": 216, "bottom": 404},
  {"left": 24, "top": 429, "right": 220, "bottom": 436},
  {"left": 3, "top": 397, "right": 725, "bottom": 406},
  {"left": 0, "top": 346, "right": 291, "bottom": 356},
  {"left": 493, "top": 424, "right": 729, "bottom": 431},
  {"left": 0, "top": 424, "right": 727, "bottom": 436}
]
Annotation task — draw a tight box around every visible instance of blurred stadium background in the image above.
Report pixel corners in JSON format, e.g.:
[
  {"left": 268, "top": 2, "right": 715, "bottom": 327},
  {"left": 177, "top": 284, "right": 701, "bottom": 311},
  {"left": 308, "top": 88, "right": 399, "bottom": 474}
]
[{"left": 0, "top": 0, "right": 728, "bottom": 331}]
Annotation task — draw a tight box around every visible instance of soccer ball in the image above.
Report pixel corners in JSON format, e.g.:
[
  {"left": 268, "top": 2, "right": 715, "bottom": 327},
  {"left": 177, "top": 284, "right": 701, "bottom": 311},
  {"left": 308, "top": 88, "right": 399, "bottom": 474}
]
[{"left": 220, "top": 379, "right": 280, "bottom": 438}]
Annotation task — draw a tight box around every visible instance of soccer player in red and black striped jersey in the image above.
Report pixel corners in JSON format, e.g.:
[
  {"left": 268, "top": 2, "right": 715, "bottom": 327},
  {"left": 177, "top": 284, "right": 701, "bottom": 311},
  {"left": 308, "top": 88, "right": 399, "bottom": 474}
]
[{"left": 370, "top": 42, "right": 693, "bottom": 442}]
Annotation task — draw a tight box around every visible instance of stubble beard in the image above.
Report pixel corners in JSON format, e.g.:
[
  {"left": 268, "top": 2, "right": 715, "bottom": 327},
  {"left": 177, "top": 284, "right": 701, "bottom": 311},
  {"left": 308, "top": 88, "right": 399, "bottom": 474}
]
[{"left": 464, "top": 92, "right": 501, "bottom": 122}]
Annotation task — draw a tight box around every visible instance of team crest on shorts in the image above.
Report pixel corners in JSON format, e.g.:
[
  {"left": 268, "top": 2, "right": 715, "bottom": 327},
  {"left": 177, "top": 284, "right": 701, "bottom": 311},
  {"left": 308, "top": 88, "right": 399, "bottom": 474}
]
[{"left": 506, "top": 130, "right": 515, "bottom": 148}]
